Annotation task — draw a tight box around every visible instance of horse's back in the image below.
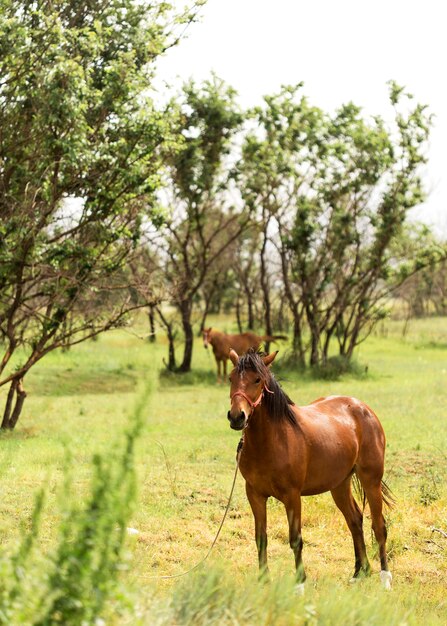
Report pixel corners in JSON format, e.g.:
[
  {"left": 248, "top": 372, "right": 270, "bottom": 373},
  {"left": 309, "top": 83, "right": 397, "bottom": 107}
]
[
  {"left": 299, "top": 395, "right": 386, "bottom": 469},
  {"left": 313, "top": 393, "right": 381, "bottom": 422},
  {"left": 302, "top": 395, "right": 384, "bottom": 436},
  {"left": 226, "top": 332, "right": 261, "bottom": 356}
]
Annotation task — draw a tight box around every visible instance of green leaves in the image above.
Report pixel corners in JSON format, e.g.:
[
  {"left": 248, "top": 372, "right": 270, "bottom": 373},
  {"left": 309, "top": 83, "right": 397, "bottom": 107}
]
[
  {"left": 236, "top": 82, "right": 433, "bottom": 367},
  {"left": 0, "top": 0, "right": 179, "bottom": 217},
  {"left": 168, "top": 75, "right": 243, "bottom": 206},
  {"left": 0, "top": 1, "right": 187, "bottom": 420}
]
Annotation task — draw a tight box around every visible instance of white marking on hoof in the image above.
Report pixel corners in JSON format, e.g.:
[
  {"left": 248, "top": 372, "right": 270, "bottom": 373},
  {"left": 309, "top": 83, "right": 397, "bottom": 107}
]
[
  {"left": 294, "top": 582, "right": 305, "bottom": 596},
  {"left": 380, "top": 570, "right": 392, "bottom": 590},
  {"left": 349, "top": 577, "right": 358, "bottom": 584},
  {"left": 126, "top": 527, "right": 140, "bottom": 535}
]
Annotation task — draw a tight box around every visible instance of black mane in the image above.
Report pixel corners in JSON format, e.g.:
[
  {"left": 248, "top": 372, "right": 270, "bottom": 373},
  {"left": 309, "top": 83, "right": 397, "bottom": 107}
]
[{"left": 236, "top": 350, "right": 297, "bottom": 427}]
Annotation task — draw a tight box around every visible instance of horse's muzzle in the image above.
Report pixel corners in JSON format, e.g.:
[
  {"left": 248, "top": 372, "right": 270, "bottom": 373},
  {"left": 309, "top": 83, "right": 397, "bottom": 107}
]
[{"left": 227, "top": 410, "right": 246, "bottom": 430}]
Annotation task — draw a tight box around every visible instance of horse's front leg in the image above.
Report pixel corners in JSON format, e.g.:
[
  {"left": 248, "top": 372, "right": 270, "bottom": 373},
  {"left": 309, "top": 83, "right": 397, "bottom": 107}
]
[
  {"left": 246, "top": 483, "right": 269, "bottom": 579},
  {"left": 284, "top": 492, "right": 305, "bottom": 585}
]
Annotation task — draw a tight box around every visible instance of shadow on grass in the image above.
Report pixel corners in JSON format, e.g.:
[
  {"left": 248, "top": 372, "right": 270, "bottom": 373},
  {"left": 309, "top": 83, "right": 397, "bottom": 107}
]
[
  {"left": 275, "top": 352, "right": 369, "bottom": 382},
  {"left": 415, "top": 340, "right": 447, "bottom": 351},
  {"left": 158, "top": 356, "right": 369, "bottom": 389},
  {"left": 28, "top": 367, "right": 138, "bottom": 396},
  {"left": 310, "top": 356, "right": 369, "bottom": 381},
  {"left": 0, "top": 426, "right": 39, "bottom": 439},
  {"left": 158, "top": 368, "right": 218, "bottom": 388}
]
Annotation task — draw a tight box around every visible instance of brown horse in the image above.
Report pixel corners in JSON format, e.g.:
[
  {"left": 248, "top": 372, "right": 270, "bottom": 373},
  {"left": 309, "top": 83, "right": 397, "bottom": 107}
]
[
  {"left": 227, "top": 348, "right": 393, "bottom": 590},
  {"left": 202, "top": 327, "right": 287, "bottom": 383}
]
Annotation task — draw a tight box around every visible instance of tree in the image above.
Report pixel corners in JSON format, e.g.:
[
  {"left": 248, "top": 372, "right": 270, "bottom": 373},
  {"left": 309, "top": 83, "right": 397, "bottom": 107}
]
[
  {"left": 0, "top": 0, "right": 198, "bottom": 428},
  {"left": 237, "top": 82, "right": 435, "bottom": 368},
  {"left": 236, "top": 85, "right": 323, "bottom": 364},
  {"left": 156, "top": 76, "right": 249, "bottom": 372},
  {"left": 285, "top": 83, "right": 434, "bottom": 365},
  {"left": 233, "top": 225, "right": 262, "bottom": 331},
  {"left": 198, "top": 248, "right": 237, "bottom": 333},
  {"left": 392, "top": 225, "right": 447, "bottom": 319}
]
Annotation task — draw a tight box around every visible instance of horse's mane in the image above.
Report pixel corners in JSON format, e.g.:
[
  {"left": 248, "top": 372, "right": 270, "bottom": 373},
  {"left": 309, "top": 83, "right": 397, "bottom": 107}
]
[{"left": 236, "top": 350, "right": 297, "bottom": 427}]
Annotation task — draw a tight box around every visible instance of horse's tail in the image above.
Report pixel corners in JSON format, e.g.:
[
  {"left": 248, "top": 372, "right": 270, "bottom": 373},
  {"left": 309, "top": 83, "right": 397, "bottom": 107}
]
[
  {"left": 380, "top": 479, "right": 396, "bottom": 509},
  {"left": 352, "top": 472, "right": 366, "bottom": 509},
  {"left": 262, "top": 335, "right": 288, "bottom": 342},
  {"left": 352, "top": 472, "right": 395, "bottom": 510}
]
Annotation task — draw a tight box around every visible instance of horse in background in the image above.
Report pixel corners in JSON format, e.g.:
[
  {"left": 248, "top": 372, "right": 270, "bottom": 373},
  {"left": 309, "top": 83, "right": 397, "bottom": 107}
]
[
  {"left": 227, "top": 348, "right": 393, "bottom": 590},
  {"left": 202, "top": 327, "right": 287, "bottom": 383}
]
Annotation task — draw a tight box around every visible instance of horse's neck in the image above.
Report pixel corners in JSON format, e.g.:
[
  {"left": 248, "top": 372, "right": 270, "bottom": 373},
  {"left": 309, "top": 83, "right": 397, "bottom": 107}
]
[
  {"left": 211, "top": 330, "right": 223, "bottom": 344},
  {"left": 240, "top": 408, "right": 299, "bottom": 480},
  {"left": 212, "top": 332, "right": 229, "bottom": 356},
  {"left": 243, "top": 407, "right": 284, "bottom": 449}
]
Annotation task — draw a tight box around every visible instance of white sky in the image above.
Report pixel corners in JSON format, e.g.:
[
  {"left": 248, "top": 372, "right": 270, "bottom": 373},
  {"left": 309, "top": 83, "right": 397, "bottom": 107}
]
[{"left": 155, "top": 0, "right": 447, "bottom": 234}]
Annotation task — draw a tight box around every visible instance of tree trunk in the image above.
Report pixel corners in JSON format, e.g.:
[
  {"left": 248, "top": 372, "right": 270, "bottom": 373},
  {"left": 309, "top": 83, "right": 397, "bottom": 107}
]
[
  {"left": 236, "top": 298, "right": 243, "bottom": 333},
  {"left": 156, "top": 307, "right": 177, "bottom": 371},
  {"left": 246, "top": 291, "right": 255, "bottom": 330},
  {"left": 198, "top": 309, "right": 208, "bottom": 337},
  {"left": 305, "top": 304, "right": 320, "bottom": 367},
  {"left": 277, "top": 219, "right": 305, "bottom": 367},
  {"left": 309, "top": 334, "right": 320, "bottom": 367},
  {"left": 148, "top": 305, "right": 156, "bottom": 343},
  {"left": 178, "top": 300, "right": 194, "bottom": 373},
  {"left": 260, "top": 223, "right": 272, "bottom": 353},
  {"left": 345, "top": 318, "right": 363, "bottom": 361},
  {"left": 291, "top": 315, "right": 306, "bottom": 368},
  {"left": 322, "top": 329, "right": 334, "bottom": 365},
  {"left": 239, "top": 269, "right": 256, "bottom": 330},
  {"left": 276, "top": 295, "right": 285, "bottom": 333},
  {"left": 1, "top": 377, "right": 27, "bottom": 430},
  {"left": 198, "top": 286, "right": 215, "bottom": 336}
]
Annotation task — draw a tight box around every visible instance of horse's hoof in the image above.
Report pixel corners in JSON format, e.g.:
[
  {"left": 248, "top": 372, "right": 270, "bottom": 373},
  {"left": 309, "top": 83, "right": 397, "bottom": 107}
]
[
  {"left": 380, "top": 570, "right": 392, "bottom": 590},
  {"left": 258, "top": 569, "right": 270, "bottom": 585},
  {"left": 349, "top": 567, "right": 370, "bottom": 584},
  {"left": 294, "top": 582, "right": 305, "bottom": 596}
]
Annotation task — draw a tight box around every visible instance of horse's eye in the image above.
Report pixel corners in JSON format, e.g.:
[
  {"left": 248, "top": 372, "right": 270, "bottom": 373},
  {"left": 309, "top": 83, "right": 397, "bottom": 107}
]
[{"left": 255, "top": 378, "right": 261, "bottom": 384}]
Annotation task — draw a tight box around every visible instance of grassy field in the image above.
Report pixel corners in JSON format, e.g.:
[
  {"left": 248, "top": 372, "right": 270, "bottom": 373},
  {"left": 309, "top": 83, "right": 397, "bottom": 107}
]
[{"left": 1, "top": 315, "right": 447, "bottom": 624}]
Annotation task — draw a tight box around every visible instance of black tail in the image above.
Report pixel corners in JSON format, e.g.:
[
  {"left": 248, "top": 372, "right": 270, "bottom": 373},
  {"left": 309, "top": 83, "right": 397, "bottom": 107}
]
[
  {"left": 352, "top": 472, "right": 395, "bottom": 511},
  {"left": 264, "top": 335, "right": 288, "bottom": 342},
  {"left": 352, "top": 472, "right": 367, "bottom": 510},
  {"left": 380, "top": 479, "right": 396, "bottom": 509}
]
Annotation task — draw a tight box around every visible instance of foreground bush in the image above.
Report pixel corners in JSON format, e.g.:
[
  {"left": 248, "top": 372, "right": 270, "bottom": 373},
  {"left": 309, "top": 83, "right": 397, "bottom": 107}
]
[{"left": 0, "top": 390, "right": 147, "bottom": 626}]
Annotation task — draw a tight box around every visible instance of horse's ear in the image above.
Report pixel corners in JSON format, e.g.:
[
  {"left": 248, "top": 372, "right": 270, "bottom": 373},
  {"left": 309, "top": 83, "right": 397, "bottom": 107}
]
[
  {"left": 262, "top": 351, "right": 278, "bottom": 367},
  {"left": 229, "top": 349, "right": 239, "bottom": 366}
]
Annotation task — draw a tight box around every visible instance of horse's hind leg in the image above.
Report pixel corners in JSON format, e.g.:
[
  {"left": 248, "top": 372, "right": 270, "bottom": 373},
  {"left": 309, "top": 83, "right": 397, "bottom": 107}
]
[
  {"left": 331, "top": 477, "right": 371, "bottom": 580},
  {"left": 356, "top": 469, "right": 392, "bottom": 589}
]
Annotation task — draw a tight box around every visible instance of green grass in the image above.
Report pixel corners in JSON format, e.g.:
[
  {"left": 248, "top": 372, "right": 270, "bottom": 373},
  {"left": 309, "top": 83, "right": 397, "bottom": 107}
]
[{"left": 1, "top": 314, "right": 447, "bottom": 624}]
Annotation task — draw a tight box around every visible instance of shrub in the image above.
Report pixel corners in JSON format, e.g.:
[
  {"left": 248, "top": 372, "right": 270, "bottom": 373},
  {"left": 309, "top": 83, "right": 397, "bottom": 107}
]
[
  {"left": 311, "top": 355, "right": 367, "bottom": 381},
  {"left": 0, "top": 388, "right": 148, "bottom": 626}
]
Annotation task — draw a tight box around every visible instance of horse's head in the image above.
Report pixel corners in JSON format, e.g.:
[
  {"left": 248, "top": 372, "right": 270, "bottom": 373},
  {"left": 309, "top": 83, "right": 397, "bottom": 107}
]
[
  {"left": 202, "top": 327, "right": 212, "bottom": 349},
  {"left": 227, "top": 348, "right": 278, "bottom": 430}
]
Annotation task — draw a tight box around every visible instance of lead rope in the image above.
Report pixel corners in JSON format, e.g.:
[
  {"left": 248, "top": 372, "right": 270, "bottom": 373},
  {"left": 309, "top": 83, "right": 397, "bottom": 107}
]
[{"left": 141, "top": 438, "right": 243, "bottom": 580}]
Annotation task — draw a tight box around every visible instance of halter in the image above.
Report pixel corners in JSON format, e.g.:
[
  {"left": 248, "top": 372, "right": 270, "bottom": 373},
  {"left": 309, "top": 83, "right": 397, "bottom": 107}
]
[{"left": 230, "top": 384, "right": 274, "bottom": 414}]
